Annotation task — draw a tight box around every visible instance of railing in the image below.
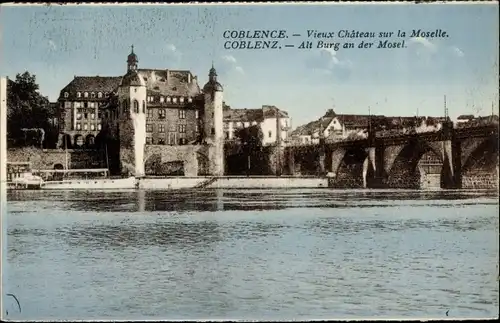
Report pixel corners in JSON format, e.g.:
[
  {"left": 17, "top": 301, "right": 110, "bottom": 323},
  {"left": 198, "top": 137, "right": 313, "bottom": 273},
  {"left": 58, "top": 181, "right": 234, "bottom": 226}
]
[{"left": 193, "top": 176, "right": 218, "bottom": 189}]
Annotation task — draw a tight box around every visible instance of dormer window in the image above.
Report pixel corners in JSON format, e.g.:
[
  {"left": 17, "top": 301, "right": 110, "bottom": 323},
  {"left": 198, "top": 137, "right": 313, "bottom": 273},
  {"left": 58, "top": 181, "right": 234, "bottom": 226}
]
[
  {"left": 173, "top": 97, "right": 177, "bottom": 103},
  {"left": 91, "top": 92, "right": 96, "bottom": 98},
  {"left": 160, "top": 96, "right": 164, "bottom": 103},
  {"left": 84, "top": 92, "right": 89, "bottom": 98},
  {"left": 77, "top": 92, "right": 81, "bottom": 98},
  {"left": 180, "top": 97, "right": 185, "bottom": 103},
  {"left": 167, "top": 97, "right": 171, "bottom": 103},
  {"left": 64, "top": 92, "right": 69, "bottom": 98},
  {"left": 98, "top": 92, "right": 102, "bottom": 98}
]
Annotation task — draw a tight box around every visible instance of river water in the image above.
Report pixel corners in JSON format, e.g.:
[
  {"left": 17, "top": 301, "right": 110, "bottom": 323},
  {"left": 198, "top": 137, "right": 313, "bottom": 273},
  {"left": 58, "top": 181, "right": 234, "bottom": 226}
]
[{"left": 2, "top": 189, "right": 499, "bottom": 321}]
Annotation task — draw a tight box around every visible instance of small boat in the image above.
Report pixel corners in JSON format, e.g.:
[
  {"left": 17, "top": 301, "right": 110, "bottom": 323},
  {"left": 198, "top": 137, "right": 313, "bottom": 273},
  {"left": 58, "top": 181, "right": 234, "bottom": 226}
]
[
  {"left": 8, "top": 171, "right": 43, "bottom": 190},
  {"left": 37, "top": 168, "right": 137, "bottom": 190},
  {"left": 41, "top": 176, "right": 136, "bottom": 190}
]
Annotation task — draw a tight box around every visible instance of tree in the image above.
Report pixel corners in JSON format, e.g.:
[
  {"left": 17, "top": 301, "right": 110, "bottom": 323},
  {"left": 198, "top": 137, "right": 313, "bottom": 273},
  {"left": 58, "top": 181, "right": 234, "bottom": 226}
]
[{"left": 7, "top": 72, "right": 58, "bottom": 148}]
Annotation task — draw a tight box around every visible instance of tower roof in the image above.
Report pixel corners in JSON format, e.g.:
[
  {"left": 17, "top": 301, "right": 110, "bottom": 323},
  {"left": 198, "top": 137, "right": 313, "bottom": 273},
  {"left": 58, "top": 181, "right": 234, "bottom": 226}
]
[
  {"left": 203, "top": 65, "right": 223, "bottom": 93},
  {"left": 127, "top": 45, "right": 138, "bottom": 64}
]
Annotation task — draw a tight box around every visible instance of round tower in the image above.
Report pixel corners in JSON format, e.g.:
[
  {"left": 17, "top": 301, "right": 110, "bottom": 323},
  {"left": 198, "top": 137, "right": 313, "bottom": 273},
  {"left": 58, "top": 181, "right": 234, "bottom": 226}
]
[
  {"left": 117, "top": 46, "right": 147, "bottom": 177},
  {"left": 203, "top": 65, "right": 224, "bottom": 176}
]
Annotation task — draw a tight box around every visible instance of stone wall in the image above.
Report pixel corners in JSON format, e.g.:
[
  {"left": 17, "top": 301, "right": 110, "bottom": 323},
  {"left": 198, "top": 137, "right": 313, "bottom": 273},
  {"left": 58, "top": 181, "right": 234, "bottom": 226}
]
[
  {"left": 462, "top": 169, "right": 499, "bottom": 190},
  {"left": 7, "top": 147, "right": 105, "bottom": 170}
]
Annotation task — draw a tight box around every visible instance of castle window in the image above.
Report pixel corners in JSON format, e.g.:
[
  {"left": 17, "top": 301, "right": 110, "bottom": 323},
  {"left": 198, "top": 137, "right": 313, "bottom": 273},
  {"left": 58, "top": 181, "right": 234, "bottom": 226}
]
[
  {"left": 195, "top": 110, "right": 199, "bottom": 119},
  {"left": 159, "top": 124, "right": 165, "bottom": 133},
  {"left": 91, "top": 113, "right": 95, "bottom": 119},
  {"left": 158, "top": 138, "right": 165, "bottom": 145},
  {"left": 244, "top": 122, "right": 250, "bottom": 128},
  {"left": 146, "top": 124, "right": 153, "bottom": 133},
  {"left": 188, "top": 97, "right": 192, "bottom": 103},
  {"left": 179, "top": 109, "right": 186, "bottom": 119},
  {"left": 98, "top": 92, "right": 102, "bottom": 98},
  {"left": 65, "top": 102, "right": 71, "bottom": 109},
  {"left": 146, "top": 137, "right": 152, "bottom": 145},
  {"left": 84, "top": 124, "right": 88, "bottom": 131},
  {"left": 64, "top": 92, "right": 69, "bottom": 98},
  {"left": 89, "top": 102, "right": 95, "bottom": 108},
  {"left": 173, "top": 97, "right": 177, "bottom": 103},
  {"left": 160, "top": 96, "right": 164, "bottom": 103},
  {"left": 77, "top": 92, "right": 81, "bottom": 98},
  {"left": 178, "top": 138, "right": 186, "bottom": 145},
  {"left": 76, "top": 113, "right": 82, "bottom": 120},
  {"left": 167, "top": 97, "right": 171, "bottom": 103},
  {"left": 180, "top": 97, "right": 185, "bottom": 103},
  {"left": 97, "top": 124, "right": 102, "bottom": 131},
  {"left": 211, "top": 128, "right": 215, "bottom": 135},
  {"left": 84, "top": 113, "right": 88, "bottom": 119},
  {"left": 84, "top": 92, "right": 89, "bottom": 98},
  {"left": 90, "top": 124, "right": 95, "bottom": 131},
  {"left": 178, "top": 124, "right": 186, "bottom": 133},
  {"left": 84, "top": 102, "right": 88, "bottom": 108},
  {"left": 133, "top": 100, "right": 139, "bottom": 113},
  {"left": 91, "top": 92, "right": 95, "bottom": 98},
  {"left": 142, "top": 101, "right": 146, "bottom": 114},
  {"left": 196, "top": 124, "right": 199, "bottom": 132},
  {"left": 122, "top": 99, "right": 129, "bottom": 115},
  {"left": 268, "top": 131, "right": 272, "bottom": 138},
  {"left": 147, "top": 108, "right": 154, "bottom": 119},
  {"left": 159, "top": 109, "right": 166, "bottom": 119},
  {"left": 74, "top": 102, "right": 81, "bottom": 108},
  {"left": 76, "top": 123, "right": 81, "bottom": 130},
  {"left": 168, "top": 132, "right": 176, "bottom": 145}
]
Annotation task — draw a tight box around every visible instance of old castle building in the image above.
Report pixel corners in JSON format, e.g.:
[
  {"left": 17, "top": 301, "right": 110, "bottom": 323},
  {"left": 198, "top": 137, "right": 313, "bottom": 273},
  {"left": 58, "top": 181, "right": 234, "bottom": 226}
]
[
  {"left": 56, "top": 47, "right": 224, "bottom": 176},
  {"left": 57, "top": 46, "right": 202, "bottom": 149}
]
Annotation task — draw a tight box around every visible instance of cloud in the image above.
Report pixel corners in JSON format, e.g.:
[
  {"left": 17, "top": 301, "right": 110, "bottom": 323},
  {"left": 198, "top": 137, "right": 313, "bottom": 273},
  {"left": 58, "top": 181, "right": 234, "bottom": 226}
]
[
  {"left": 451, "top": 46, "right": 465, "bottom": 58},
  {"left": 220, "top": 55, "right": 245, "bottom": 75},
  {"left": 305, "top": 48, "right": 353, "bottom": 80},
  {"left": 48, "top": 40, "right": 57, "bottom": 51},
  {"left": 409, "top": 37, "right": 437, "bottom": 52},
  {"left": 165, "top": 43, "right": 182, "bottom": 61}
]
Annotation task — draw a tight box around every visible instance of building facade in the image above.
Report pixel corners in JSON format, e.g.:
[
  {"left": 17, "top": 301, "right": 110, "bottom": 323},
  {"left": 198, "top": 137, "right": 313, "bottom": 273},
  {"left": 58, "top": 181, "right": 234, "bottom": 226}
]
[
  {"left": 223, "top": 105, "right": 291, "bottom": 146},
  {"left": 57, "top": 47, "right": 202, "bottom": 149}
]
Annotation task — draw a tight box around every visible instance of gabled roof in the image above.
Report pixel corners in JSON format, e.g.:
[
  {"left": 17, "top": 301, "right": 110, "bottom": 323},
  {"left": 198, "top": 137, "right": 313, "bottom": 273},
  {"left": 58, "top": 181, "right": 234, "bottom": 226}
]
[
  {"left": 224, "top": 108, "right": 263, "bottom": 122},
  {"left": 59, "top": 69, "right": 201, "bottom": 101},
  {"left": 457, "top": 114, "right": 475, "bottom": 120},
  {"left": 59, "top": 76, "right": 122, "bottom": 100},
  {"left": 262, "top": 105, "right": 289, "bottom": 118}
]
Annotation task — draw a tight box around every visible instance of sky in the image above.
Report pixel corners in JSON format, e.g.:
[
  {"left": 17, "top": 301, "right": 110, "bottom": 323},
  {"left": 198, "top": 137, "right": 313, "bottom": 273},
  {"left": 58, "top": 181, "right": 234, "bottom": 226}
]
[{"left": 1, "top": 2, "right": 498, "bottom": 127}]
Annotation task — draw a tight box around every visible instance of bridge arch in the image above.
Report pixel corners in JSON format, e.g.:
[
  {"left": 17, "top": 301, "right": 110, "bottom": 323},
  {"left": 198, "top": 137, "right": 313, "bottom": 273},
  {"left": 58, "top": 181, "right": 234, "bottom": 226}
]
[
  {"left": 85, "top": 134, "right": 95, "bottom": 148},
  {"left": 461, "top": 135, "right": 499, "bottom": 189},
  {"left": 386, "top": 139, "right": 445, "bottom": 189},
  {"left": 332, "top": 146, "right": 370, "bottom": 188}
]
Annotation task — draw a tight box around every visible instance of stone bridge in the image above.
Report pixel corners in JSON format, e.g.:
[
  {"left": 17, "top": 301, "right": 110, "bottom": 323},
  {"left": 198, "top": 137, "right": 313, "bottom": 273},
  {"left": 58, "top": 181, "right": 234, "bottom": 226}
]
[{"left": 287, "top": 123, "right": 499, "bottom": 189}]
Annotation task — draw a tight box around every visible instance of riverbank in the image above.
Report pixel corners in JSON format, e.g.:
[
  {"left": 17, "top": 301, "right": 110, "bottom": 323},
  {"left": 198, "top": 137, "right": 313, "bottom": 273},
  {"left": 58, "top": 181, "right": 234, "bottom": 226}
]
[{"left": 138, "top": 176, "right": 328, "bottom": 190}]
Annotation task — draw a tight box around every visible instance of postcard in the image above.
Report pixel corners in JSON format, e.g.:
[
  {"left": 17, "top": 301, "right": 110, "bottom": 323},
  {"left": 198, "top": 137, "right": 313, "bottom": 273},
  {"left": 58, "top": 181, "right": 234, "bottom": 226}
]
[{"left": 0, "top": 2, "right": 498, "bottom": 321}]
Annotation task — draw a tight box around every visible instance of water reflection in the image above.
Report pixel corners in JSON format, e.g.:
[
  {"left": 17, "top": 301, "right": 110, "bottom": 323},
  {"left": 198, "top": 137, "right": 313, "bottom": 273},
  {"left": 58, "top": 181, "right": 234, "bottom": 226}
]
[{"left": 7, "top": 188, "right": 499, "bottom": 214}]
